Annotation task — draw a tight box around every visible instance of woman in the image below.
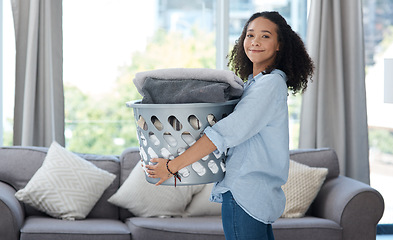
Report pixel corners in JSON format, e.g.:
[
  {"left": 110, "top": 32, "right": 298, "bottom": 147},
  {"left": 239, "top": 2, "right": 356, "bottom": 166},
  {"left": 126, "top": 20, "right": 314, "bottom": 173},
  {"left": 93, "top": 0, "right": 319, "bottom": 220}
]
[{"left": 147, "top": 11, "right": 314, "bottom": 240}]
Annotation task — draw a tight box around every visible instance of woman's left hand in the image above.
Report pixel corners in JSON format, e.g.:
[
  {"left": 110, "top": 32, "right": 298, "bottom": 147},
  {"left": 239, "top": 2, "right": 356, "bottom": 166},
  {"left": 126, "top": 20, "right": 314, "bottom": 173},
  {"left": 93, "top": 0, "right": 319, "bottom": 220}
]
[{"left": 145, "top": 158, "right": 173, "bottom": 186}]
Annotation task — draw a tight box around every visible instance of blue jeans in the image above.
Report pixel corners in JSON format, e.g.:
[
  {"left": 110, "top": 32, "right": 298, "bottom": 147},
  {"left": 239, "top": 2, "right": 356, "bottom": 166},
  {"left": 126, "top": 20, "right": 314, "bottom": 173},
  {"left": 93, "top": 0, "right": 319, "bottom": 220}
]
[{"left": 222, "top": 191, "right": 275, "bottom": 240}]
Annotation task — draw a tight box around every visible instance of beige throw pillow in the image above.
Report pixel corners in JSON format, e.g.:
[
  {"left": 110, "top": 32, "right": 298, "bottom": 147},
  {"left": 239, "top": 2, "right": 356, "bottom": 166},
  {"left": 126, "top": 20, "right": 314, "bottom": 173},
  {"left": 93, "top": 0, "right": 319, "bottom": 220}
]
[
  {"left": 108, "top": 163, "right": 203, "bottom": 217},
  {"left": 183, "top": 183, "right": 221, "bottom": 217},
  {"left": 281, "top": 160, "right": 328, "bottom": 218},
  {"left": 15, "top": 141, "right": 116, "bottom": 220}
]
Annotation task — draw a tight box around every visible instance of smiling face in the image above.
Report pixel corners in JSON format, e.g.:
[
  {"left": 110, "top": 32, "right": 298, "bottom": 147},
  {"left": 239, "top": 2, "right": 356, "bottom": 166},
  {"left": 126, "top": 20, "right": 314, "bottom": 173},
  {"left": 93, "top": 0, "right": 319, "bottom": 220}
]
[{"left": 243, "top": 17, "right": 280, "bottom": 76}]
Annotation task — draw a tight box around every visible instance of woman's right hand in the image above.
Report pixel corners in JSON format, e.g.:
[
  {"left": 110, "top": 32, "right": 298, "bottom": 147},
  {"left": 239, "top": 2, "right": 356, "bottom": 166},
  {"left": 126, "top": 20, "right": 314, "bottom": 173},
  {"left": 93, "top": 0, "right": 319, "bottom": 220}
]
[{"left": 146, "top": 158, "right": 173, "bottom": 186}]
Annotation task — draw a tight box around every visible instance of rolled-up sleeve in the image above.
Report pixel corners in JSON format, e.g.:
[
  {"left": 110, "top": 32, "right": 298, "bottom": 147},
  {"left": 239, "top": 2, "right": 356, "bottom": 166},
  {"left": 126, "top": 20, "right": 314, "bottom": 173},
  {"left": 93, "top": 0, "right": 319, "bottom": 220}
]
[{"left": 203, "top": 126, "right": 227, "bottom": 156}]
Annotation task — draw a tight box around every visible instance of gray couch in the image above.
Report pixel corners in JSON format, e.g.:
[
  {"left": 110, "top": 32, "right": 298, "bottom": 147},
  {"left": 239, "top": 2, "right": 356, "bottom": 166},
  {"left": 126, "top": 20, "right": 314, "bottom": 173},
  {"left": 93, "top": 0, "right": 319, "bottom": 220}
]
[{"left": 0, "top": 146, "right": 384, "bottom": 240}]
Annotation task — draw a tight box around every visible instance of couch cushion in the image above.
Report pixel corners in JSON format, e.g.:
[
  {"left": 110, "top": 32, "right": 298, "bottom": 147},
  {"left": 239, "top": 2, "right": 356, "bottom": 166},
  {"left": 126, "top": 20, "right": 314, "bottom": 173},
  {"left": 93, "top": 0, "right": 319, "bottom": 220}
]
[
  {"left": 289, "top": 148, "right": 339, "bottom": 180},
  {"left": 183, "top": 183, "right": 221, "bottom": 217},
  {"left": 20, "top": 216, "right": 130, "bottom": 240},
  {"left": 281, "top": 160, "right": 328, "bottom": 218},
  {"left": 108, "top": 163, "right": 203, "bottom": 217},
  {"left": 0, "top": 146, "right": 48, "bottom": 191},
  {"left": 116, "top": 147, "right": 155, "bottom": 220},
  {"left": 126, "top": 216, "right": 341, "bottom": 240},
  {"left": 0, "top": 145, "right": 121, "bottom": 219},
  {"left": 73, "top": 152, "right": 121, "bottom": 219},
  {"left": 15, "top": 142, "right": 116, "bottom": 220},
  {"left": 126, "top": 216, "right": 225, "bottom": 240},
  {"left": 273, "top": 217, "right": 342, "bottom": 240}
]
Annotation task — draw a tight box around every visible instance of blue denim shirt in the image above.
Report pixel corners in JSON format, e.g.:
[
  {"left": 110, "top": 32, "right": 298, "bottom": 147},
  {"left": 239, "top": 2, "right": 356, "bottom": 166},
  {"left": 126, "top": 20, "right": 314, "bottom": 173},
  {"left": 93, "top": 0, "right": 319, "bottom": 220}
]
[{"left": 204, "top": 69, "right": 289, "bottom": 224}]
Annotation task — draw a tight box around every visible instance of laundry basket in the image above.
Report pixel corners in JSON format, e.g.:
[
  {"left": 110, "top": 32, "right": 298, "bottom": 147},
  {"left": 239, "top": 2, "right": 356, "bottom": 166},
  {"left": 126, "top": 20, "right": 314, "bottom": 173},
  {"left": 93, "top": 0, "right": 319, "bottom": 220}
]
[{"left": 127, "top": 99, "right": 239, "bottom": 186}]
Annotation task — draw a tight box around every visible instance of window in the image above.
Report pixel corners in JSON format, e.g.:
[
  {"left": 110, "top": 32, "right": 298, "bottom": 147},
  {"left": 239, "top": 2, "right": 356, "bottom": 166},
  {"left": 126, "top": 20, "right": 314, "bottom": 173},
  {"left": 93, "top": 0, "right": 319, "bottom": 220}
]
[
  {"left": 363, "top": 0, "right": 393, "bottom": 224},
  {"left": 1, "top": 0, "right": 15, "bottom": 146}
]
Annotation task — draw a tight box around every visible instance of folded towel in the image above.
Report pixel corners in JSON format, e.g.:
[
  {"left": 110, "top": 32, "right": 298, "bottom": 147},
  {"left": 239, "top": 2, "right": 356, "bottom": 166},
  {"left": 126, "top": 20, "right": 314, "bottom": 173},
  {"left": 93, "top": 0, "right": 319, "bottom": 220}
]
[{"left": 133, "top": 68, "right": 244, "bottom": 104}]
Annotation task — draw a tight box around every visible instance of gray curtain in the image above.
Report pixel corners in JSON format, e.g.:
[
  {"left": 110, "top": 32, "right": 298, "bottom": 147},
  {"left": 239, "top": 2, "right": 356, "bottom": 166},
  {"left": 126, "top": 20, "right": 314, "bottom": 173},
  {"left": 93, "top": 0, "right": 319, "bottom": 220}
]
[
  {"left": 299, "top": 0, "right": 369, "bottom": 184},
  {"left": 11, "top": 0, "right": 64, "bottom": 147}
]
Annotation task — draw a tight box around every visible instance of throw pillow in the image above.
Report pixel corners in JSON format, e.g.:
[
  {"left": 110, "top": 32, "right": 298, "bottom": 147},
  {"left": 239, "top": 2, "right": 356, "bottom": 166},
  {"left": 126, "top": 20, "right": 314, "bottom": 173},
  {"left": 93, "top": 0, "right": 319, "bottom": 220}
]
[
  {"left": 281, "top": 160, "right": 328, "bottom": 218},
  {"left": 15, "top": 141, "right": 116, "bottom": 220},
  {"left": 183, "top": 183, "right": 221, "bottom": 217},
  {"left": 108, "top": 163, "right": 203, "bottom": 217}
]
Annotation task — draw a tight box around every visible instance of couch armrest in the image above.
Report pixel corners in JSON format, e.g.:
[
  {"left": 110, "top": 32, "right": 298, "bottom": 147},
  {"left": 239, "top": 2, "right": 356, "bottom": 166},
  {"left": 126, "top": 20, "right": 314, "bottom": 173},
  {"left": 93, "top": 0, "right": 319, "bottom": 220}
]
[
  {"left": 0, "top": 181, "right": 25, "bottom": 240},
  {"left": 313, "top": 176, "right": 384, "bottom": 240}
]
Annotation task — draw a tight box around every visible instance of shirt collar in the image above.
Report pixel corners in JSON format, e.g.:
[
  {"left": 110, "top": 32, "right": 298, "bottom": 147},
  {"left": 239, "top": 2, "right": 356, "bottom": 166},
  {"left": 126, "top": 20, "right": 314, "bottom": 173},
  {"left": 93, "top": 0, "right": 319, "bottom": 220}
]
[
  {"left": 244, "top": 71, "right": 265, "bottom": 88},
  {"left": 244, "top": 75, "right": 255, "bottom": 89},
  {"left": 244, "top": 69, "right": 287, "bottom": 89}
]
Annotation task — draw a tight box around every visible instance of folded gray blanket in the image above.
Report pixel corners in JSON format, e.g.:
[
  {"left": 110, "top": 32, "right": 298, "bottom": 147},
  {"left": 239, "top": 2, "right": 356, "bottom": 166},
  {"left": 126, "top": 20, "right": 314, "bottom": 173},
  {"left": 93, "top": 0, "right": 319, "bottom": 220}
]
[{"left": 133, "top": 68, "right": 244, "bottom": 104}]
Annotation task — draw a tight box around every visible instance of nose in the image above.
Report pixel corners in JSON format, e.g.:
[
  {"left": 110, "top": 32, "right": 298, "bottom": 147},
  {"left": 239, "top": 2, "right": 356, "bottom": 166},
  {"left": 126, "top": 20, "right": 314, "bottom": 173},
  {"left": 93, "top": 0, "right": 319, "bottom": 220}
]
[{"left": 251, "top": 39, "right": 260, "bottom": 46}]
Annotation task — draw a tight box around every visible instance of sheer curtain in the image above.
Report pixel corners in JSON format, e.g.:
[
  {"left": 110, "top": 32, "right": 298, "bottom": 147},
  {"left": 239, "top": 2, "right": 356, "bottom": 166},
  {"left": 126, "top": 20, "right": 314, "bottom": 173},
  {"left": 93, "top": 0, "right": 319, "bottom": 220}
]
[
  {"left": 299, "top": 0, "right": 369, "bottom": 184},
  {"left": 11, "top": 0, "right": 64, "bottom": 147}
]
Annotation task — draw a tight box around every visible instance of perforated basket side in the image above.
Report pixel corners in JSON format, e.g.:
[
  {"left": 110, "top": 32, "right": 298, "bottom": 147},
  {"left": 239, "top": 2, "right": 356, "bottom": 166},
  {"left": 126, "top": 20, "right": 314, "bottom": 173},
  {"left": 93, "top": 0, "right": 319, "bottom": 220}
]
[{"left": 127, "top": 100, "right": 238, "bottom": 185}]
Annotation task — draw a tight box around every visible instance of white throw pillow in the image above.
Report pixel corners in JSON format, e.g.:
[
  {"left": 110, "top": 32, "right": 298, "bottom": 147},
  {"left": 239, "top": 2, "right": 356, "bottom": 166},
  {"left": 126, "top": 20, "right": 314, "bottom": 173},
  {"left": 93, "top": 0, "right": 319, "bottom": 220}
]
[
  {"left": 281, "top": 160, "right": 328, "bottom": 218},
  {"left": 108, "top": 163, "right": 203, "bottom": 217},
  {"left": 15, "top": 141, "right": 116, "bottom": 220},
  {"left": 183, "top": 183, "right": 221, "bottom": 217}
]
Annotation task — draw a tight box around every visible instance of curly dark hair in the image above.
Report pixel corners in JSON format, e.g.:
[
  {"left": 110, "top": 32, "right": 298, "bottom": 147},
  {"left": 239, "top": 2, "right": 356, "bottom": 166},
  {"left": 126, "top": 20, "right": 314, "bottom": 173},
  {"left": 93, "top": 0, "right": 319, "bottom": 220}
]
[{"left": 228, "top": 11, "right": 314, "bottom": 94}]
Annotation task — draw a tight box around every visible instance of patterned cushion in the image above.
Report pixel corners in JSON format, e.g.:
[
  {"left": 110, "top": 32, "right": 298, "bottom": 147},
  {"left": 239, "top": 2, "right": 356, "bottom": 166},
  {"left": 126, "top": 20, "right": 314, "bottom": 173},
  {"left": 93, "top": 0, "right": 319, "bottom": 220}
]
[
  {"left": 183, "top": 183, "right": 221, "bottom": 217},
  {"left": 108, "top": 163, "right": 203, "bottom": 217},
  {"left": 281, "top": 160, "right": 328, "bottom": 218},
  {"left": 15, "top": 142, "right": 116, "bottom": 220}
]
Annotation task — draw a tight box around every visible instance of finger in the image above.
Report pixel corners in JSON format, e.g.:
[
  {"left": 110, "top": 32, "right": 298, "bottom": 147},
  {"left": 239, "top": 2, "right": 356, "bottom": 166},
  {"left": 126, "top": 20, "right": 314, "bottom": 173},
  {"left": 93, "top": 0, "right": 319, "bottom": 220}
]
[
  {"left": 146, "top": 164, "right": 156, "bottom": 171},
  {"left": 156, "top": 173, "right": 173, "bottom": 186},
  {"left": 155, "top": 178, "right": 166, "bottom": 186},
  {"left": 150, "top": 158, "right": 158, "bottom": 163}
]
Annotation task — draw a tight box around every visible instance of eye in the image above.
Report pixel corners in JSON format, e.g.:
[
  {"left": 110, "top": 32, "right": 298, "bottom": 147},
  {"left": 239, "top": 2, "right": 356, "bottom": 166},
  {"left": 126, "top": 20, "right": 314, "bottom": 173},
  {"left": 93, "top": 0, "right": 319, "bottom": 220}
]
[
  {"left": 262, "top": 35, "right": 270, "bottom": 39},
  {"left": 246, "top": 34, "right": 254, "bottom": 38}
]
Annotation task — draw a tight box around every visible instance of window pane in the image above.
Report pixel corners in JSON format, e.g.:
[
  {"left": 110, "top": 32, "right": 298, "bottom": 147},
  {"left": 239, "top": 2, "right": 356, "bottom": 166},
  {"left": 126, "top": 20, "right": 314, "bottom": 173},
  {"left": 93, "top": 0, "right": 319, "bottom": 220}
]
[
  {"left": 1, "top": 0, "right": 15, "bottom": 146},
  {"left": 63, "top": 0, "right": 216, "bottom": 155},
  {"left": 363, "top": 0, "right": 393, "bottom": 224}
]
